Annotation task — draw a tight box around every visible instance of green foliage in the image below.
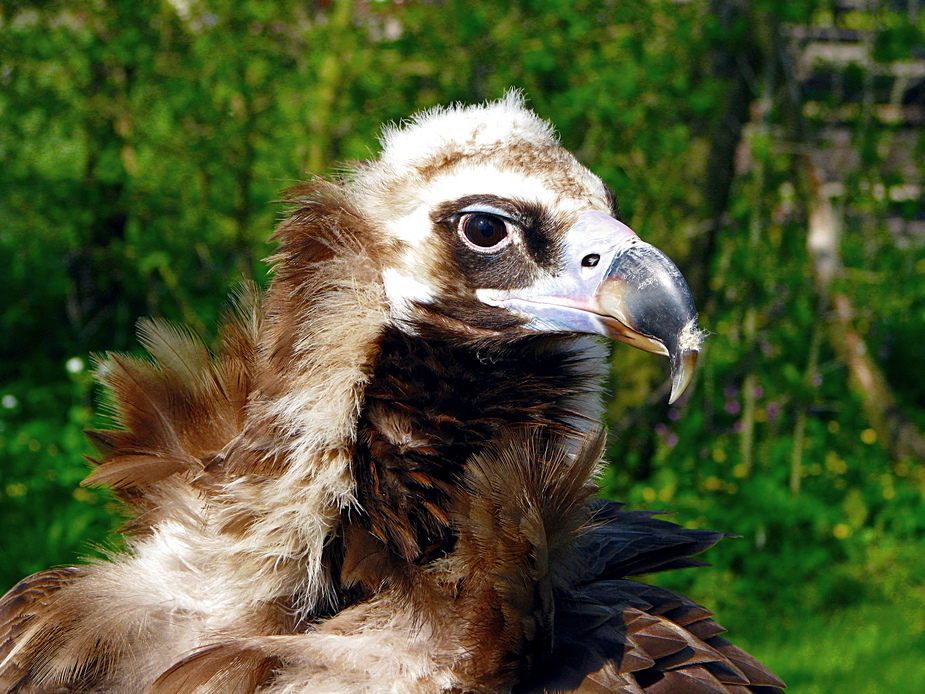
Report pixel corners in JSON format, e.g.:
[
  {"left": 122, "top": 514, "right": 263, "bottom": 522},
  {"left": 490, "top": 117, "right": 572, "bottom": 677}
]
[
  {"left": 742, "top": 598, "right": 925, "bottom": 694},
  {"left": 0, "top": 363, "right": 121, "bottom": 586},
  {"left": 1, "top": 3, "right": 924, "bottom": 689}
]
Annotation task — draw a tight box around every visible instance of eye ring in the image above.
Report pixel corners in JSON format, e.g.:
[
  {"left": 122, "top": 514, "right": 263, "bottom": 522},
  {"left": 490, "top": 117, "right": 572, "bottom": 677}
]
[{"left": 458, "top": 212, "right": 512, "bottom": 251}]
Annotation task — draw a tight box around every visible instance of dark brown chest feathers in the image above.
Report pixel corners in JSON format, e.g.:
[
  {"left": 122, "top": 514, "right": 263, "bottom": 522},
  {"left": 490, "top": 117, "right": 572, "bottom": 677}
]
[{"left": 345, "top": 328, "right": 601, "bottom": 566}]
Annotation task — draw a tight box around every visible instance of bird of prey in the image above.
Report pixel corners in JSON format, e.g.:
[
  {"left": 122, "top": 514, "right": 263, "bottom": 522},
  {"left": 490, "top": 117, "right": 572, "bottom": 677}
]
[{"left": 0, "top": 92, "right": 783, "bottom": 694}]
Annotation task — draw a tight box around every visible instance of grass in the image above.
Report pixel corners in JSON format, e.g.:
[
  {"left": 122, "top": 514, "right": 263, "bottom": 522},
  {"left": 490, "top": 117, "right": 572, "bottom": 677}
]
[{"left": 735, "top": 599, "right": 925, "bottom": 693}]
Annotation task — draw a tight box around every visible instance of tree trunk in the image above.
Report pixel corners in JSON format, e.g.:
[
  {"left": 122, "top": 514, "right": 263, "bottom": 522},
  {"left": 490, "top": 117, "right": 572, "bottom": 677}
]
[{"left": 803, "top": 159, "right": 925, "bottom": 462}]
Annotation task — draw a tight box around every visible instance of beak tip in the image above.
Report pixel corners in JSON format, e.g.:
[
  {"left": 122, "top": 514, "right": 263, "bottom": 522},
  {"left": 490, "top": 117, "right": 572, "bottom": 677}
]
[
  {"left": 667, "top": 331, "right": 703, "bottom": 404},
  {"left": 668, "top": 365, "right": 693, "bottom": 404}
]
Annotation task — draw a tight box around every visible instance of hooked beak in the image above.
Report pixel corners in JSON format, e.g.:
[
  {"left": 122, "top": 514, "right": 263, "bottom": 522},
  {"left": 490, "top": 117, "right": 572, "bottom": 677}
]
[{"left": 478, "top": 210, "right": 703, "bottom": 403}]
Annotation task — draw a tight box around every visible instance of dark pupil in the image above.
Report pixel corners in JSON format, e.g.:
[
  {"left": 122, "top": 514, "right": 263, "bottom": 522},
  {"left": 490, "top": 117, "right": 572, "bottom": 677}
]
[{"left": 463, "top": 213, "right": 507, "bottom": 248}]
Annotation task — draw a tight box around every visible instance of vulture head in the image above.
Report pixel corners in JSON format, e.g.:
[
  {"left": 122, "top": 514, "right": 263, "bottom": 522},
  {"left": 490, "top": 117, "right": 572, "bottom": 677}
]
[
  {"left": 0, "top": 93, "right": 783, "bottom": 694},
  {"left": 359, "top": 93, "right": 701, "bottom": 401}
]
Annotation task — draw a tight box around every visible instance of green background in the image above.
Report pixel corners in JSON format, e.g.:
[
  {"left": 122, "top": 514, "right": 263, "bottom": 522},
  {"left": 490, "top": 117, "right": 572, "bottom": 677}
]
[{"left": 2, "top": 1, "right": 924, "bottom": 690}]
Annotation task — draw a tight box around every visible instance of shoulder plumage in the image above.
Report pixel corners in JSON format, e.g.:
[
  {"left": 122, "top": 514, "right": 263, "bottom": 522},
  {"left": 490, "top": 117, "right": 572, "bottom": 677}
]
[
  {"left": 84, "top": 282, "right": 263, "bottom": 532},
  {"left": 514, "top": 500, "right": 785, "bottom": 694}
]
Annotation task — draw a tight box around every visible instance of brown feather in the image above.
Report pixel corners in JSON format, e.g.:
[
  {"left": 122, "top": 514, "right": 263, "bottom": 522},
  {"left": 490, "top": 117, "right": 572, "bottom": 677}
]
[
  {"left": 447, "top": 427, "right": 605, "bottom": 689},
  {"left": 147, "top": 643, "right": 281, "bottom": 694},
  {"left": 0, "top": 569, "right": 81, "bottom": 693},
  {"left": 84, "top": 282, "right": 263, "bottom": 528}
]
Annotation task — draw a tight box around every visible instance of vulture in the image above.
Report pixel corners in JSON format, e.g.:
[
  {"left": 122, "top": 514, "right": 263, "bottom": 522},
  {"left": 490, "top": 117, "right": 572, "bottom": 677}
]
[{"left": 0, "top": 92, "right": 784, "bottom": 694}]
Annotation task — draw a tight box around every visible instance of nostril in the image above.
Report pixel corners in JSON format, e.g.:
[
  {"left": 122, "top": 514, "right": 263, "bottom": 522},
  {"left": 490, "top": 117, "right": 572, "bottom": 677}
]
[{"left": 582, "top": 253, "right": 600, "bottom": 268}]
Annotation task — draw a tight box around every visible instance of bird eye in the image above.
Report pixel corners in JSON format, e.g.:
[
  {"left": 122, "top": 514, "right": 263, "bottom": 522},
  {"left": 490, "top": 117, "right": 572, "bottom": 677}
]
[{"left": 459, "top": 213, "right": 511, "bottom": 250}]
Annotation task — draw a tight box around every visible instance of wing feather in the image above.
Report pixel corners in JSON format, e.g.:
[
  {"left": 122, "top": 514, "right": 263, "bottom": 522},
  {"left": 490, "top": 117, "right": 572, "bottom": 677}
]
[
  {"left": 0, "top": 568, "right": 81, "bottom": 692},
  {"left": 511, "top": 501, "right": 785, "bottom": 694}
]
